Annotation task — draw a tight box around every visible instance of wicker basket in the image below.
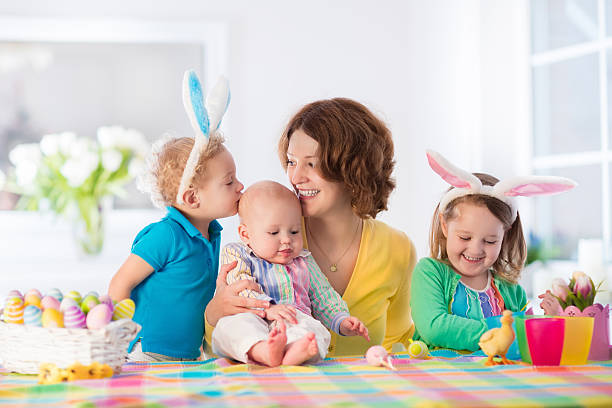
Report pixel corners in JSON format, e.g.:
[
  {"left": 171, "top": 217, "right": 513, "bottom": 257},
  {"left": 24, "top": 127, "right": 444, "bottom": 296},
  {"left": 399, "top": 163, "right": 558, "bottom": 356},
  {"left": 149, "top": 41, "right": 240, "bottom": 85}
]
[{"left": 0, "top": 319, "right": 140, "bottom": 374}]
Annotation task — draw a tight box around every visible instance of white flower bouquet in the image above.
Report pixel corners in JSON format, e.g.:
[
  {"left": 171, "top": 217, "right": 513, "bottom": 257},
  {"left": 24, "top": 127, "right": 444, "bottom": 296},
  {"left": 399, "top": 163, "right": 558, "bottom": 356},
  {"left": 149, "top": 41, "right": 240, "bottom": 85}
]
[{"left": 4, "top": 126, "right": 148, "bottom": 254}]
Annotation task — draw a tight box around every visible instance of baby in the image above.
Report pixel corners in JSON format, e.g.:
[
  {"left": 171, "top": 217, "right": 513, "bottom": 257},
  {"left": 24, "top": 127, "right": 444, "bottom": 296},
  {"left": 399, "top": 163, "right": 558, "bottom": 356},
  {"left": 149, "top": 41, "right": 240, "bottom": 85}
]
[{"left": 212, "top": 181, "right": 369, "bottom": 366}]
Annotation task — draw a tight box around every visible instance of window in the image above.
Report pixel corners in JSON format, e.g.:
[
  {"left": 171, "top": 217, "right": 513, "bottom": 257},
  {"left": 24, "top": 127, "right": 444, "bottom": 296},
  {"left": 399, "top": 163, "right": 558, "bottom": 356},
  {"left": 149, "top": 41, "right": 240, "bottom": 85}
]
[{"left": 529, "top": 0, "right": 610, "bottom": 263}]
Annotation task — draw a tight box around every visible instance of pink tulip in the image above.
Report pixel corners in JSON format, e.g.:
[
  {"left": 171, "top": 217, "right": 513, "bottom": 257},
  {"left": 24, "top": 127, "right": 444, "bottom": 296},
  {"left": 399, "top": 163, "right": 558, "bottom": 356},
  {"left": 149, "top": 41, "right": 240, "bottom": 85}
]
[
  {"left": 572, "top": 271, "right": 593, "bottom": 298},
  {"left": 551, "top": 278, "right": 570, "bottom": 301}
]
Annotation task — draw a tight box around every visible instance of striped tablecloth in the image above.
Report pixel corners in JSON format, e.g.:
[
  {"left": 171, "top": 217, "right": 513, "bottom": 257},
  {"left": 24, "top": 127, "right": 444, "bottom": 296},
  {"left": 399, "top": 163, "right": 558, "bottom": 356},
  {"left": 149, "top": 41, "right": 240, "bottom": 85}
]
[{"left": 1, "top": 351, "right": 611, "bottom": 407}]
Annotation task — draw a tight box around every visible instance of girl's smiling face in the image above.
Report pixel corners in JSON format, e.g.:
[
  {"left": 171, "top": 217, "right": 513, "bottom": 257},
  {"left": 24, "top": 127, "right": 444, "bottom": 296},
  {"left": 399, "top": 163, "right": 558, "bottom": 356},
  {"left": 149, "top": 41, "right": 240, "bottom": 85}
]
[
  {"left": 285, "top": 129, "right": 350, "bottom": 218},
  {"left": 441, "top": 202, "right": 505, "bottom": 289}
]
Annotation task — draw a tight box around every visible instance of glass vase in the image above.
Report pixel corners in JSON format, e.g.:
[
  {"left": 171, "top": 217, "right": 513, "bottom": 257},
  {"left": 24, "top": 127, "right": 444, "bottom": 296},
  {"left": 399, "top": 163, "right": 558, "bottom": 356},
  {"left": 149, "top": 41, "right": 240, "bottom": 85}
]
[{"left": 72, "top": 200, "right": 106, "bottom": 256}]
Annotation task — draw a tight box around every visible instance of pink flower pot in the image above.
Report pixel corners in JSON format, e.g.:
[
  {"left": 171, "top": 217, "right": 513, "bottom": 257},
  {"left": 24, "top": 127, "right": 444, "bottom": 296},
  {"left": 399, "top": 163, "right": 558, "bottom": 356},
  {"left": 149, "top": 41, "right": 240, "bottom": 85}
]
[{"left": 558, "top": 303, "right": 610, "bottom": 361}]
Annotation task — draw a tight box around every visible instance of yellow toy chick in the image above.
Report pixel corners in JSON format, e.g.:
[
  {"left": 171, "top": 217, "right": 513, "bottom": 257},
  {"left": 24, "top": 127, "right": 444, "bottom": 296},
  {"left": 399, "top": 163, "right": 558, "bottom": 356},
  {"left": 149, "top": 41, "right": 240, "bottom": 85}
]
[
  {"left": 38, "top": 362, "right": 114, "bottom": 384},
  {"left": 478, "top": 310, "right": 517, "bottom": 366}
]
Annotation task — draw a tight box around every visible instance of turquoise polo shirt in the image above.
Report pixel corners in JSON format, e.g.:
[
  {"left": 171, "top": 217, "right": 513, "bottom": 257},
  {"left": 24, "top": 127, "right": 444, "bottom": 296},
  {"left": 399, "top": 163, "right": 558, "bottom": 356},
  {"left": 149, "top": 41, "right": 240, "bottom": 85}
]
[{"left": 128, "top": 206, "right": 222, "bottom": 358}]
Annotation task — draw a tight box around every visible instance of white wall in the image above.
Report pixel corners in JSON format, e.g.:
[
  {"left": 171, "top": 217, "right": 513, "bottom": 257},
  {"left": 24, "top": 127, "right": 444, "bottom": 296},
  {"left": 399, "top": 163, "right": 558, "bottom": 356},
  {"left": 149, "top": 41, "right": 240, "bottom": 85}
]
[{"left": 0, "top": 0, "right": 525, "bottom": 295}]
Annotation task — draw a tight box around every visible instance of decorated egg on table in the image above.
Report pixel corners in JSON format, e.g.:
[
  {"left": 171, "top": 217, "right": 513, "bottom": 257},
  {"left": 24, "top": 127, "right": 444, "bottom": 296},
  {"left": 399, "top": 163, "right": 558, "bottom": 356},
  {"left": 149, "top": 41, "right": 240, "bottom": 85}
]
[
  {"left": 98, "top": 294, "right": 114, "bottom": 311},
  {"left": 7, "top": 289, "right": 23, "bottom": 299},
  {"left": 24, "top": 293, "right": 42, "bottom": 309},
  {"left": 45, "top": 288, "right": 63, "bottom": 302},
  {"left": 25, "top": 288, "right": 42, "bottom": 299},
  {"left": 80, "top": 295, "right": 100, "bottom": 314},
  {"left": 86, "top": 304, "right": 112, "bottom": 329},
  {"left": 365, "top": 345, "right": 396, "bottom": 370},
  {"left": 59, "top": 297, "right": 78, "bottom": 313},
  {"left": 41, "top": 308, "right": 64, "bottom": 328},
  {"left": 407, "top": 340, "right": 430, "bottom": 359},
  {"left": 23, "top": 305, "right": 42, "bottom": 326},
  {"left": 41, "top": 295, "right": 61, "bottom": 311},
  {"left": 112, "top": 298, "right": 135, "bottom": 320},
  {"left": 63, "top": 305, "right": 87, "bottom": 329},
  {"left": 4, "top": 297, "right": 25, "bottom": 324},
  {"left": 83, "top": 291, "right": 99, "bottom": 299},
  {"left": 64, "top": 290, "right": 82, "bottom": 305}
]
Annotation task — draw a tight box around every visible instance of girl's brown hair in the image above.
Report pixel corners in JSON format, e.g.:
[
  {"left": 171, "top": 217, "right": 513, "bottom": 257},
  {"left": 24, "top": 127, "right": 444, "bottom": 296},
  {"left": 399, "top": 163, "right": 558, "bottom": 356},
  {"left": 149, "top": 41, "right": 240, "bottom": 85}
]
[
  {"left": 278, "top": 97, "right": 395, "bottom": 219},
  {"left": 429, "top": 173, "right": 527, "bottom": 284},
  {"left": 154, "top": 136, "right": 224, "bottom": 206}
]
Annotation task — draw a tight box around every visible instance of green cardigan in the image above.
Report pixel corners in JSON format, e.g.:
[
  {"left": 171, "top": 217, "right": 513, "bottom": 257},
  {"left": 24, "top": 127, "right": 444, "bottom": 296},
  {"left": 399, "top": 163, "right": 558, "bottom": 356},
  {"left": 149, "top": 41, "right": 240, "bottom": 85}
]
[{"left": 410, "top": 257, "right": 527, "bottom": 351}]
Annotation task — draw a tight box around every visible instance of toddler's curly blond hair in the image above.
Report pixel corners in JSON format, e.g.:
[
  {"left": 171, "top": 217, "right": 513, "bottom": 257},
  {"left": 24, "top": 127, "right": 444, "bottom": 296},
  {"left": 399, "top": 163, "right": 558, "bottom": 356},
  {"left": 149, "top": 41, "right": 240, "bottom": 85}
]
[{"left": 138, "top": 135, "right": 225, "bottom": 208}]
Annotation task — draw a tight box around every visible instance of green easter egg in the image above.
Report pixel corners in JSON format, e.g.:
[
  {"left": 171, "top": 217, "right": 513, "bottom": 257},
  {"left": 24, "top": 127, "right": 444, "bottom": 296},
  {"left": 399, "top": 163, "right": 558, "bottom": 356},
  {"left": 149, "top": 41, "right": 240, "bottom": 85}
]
[{"left": 80, "top": 295, "right": 100, "bottom": 314}]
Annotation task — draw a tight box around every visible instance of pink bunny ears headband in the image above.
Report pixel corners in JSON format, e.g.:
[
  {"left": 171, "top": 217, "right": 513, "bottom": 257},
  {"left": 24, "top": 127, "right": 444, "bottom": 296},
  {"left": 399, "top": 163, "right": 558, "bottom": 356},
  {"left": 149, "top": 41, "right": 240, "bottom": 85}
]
[
  {"left": 426, "top": 150, "right": 577, "bottom": 222},
  {"left": 176, "top": 70, "right": 231, "bottom": 204}
]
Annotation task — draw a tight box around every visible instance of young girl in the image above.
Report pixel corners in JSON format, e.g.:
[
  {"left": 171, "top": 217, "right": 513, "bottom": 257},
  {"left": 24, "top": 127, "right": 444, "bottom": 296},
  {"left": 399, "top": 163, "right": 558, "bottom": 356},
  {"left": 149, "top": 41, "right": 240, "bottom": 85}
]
[
  {"left": 212, "top": 181, "right": 369, "bottom": 366},
  {"left": 410, "top": 150, "right": 576, "bottom": 351},
  {"left": 108, "top": 71, "right": 249, "bottom": 361}
]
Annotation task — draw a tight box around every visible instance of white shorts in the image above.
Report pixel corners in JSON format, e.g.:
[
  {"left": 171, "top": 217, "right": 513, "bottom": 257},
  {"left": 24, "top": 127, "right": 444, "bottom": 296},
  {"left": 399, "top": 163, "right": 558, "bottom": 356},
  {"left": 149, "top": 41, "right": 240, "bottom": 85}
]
[{"left": 212, "top": 309, "right": 331, "bottom": 364}]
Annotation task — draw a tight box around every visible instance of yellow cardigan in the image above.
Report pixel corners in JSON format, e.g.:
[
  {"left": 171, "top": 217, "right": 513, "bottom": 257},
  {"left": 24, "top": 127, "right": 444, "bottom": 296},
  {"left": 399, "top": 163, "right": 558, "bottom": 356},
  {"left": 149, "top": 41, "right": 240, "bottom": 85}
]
[
  {"left": 311, "top": 218, "right": 417, "bottom": 356},
  {"left": 204, "top": 218, "right": 416, "bottom": 357}
]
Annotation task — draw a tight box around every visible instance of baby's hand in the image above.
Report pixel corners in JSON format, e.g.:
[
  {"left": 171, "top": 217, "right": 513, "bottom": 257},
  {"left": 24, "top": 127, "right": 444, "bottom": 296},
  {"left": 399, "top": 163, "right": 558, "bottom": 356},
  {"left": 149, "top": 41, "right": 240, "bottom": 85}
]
[
  {"left": 538, "top": 290, "right": 563, "bottom": 315},
  {"left": 340, "top": 316, "right": 370, "bottom": 341},
  {"left": 265, "top": 304, "right": 298, "bottom": 324}
]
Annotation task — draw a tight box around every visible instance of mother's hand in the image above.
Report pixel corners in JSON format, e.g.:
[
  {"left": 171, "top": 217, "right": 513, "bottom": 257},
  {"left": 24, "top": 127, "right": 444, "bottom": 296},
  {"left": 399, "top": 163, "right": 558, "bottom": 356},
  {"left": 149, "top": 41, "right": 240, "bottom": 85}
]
[{"left": 204, "top": 260, "right": 270, "bottom": 326}]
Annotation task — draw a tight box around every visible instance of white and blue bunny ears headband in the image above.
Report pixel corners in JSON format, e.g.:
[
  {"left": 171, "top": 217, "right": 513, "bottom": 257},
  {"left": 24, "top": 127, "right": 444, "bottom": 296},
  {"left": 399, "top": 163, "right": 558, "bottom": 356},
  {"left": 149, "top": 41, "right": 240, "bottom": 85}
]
[
  {"left": 176, "top": 70, "right": 231, "bottom": 204},
  {"left": 426, "top": 150, "right": 577, "bottom": 223}
]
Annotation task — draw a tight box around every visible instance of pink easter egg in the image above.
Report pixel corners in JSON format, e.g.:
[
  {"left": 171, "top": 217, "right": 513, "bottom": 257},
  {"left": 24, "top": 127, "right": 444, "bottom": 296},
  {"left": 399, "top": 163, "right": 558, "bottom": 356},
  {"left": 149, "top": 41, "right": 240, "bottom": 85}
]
[
  {"left": 7, "top": 290, "right": 23, "bottom": 299},
  {"left": 98, "top": 294, "right": 114, "bottom": 312},
  {"left": 25, "top": 288, "right": 42, "bottom": 299},
  {"left": 365, "top": 345, "right": 389, "bottom": 365},
  {"left": 63, "top": 305, "right": 87, "bottom": 329},
  {"left": 41, "top": 295, "right": 61, "bottom": 310},
  {"left": 86, "top": 304, "right": 112, "bottom": 330}
]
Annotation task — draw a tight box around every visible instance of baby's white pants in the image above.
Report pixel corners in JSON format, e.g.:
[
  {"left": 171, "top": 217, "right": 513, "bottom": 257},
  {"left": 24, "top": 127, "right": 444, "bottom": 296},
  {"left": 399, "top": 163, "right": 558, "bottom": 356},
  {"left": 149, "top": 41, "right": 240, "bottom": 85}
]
[{"left": 212, "top": 309, "right": 331, "bottom": 364}]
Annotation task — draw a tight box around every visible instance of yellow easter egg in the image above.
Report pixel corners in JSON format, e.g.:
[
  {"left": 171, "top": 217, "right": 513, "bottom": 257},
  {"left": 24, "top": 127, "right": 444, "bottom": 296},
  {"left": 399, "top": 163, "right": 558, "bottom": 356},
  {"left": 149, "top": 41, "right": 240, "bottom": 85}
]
[
  {"left": 41, "top": 308, "right": 64, "bottom": 328},
  {"left": 24, "top": 293, "right": 42, "bottom": 309},
  {"left": 112, "top": 298, "right": 135, "bottom": 320},
  {"left": 407, "top": 340, "right": 429, "bottom": 359},
  {"left": 5, "top": 297, "right": 24, "bottom": 324}
]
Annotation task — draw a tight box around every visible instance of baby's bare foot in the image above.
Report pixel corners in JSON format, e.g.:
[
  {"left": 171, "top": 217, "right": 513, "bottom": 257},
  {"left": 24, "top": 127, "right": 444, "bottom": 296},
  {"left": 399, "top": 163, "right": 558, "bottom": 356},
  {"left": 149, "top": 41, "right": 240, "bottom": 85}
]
[
  {"left": 247, "top": 321, "right": 287, "bottom": 367},
  {"left": 282, "top": 332, "right": 318, "bottom": 365}
]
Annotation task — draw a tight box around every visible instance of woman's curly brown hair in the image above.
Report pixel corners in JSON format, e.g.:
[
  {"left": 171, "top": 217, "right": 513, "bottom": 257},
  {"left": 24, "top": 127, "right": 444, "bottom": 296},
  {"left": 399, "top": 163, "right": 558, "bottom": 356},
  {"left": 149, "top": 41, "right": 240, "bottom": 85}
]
[
  {"left": 429, "top": 173, "right": 527, "bottom": 284},
  {"left": 152, "top": 136, "right": 225, "bottom": 206},
  {"left": 278, "top": 98, "right": 395, "bottom": 219}
]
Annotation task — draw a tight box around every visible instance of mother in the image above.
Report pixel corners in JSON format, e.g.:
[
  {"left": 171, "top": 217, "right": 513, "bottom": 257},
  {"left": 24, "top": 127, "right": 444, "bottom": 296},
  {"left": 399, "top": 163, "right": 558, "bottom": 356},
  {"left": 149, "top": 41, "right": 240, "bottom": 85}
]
[{"left": 278, "top": 98, "right": 417, "bottom": 356}]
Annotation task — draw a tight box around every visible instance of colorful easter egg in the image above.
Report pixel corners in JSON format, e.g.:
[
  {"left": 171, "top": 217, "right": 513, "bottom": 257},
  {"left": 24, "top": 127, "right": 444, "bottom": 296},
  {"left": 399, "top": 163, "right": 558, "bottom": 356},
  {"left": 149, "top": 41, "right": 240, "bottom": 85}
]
[
  {"left": 365, "top": 345, "right": 395, "bottom": 370},
  {"left": 63, "top": 305, "right": 87, "bottom": 329},
  {"left": 23, "top": 305, "right": 42, "bottom": 326},
  {"left": 25, "top": 288, "right": 42, "bottom": 299},
  {"left": 24, "top": 293, "right": 42, "bottom": 308},
  {"left": 65, "top": 290, "right": 82, "bottom": 305},
  {"left": 5, "top": 297, "right": 24, "bottom": 324},
  {"left": 80, "top": 295, "right": 100, "bottom": 314},
  {"left": 41, "top": 308, "right": 64, "bottom": 328},
  {"left": 59, "top": 297, "right": 78, "bottom": 313},
  {"left": 112, "top": 298, "right": 135, "bottom": 320},
  {"left": 45, "top": 288, "right": 63, "bottom": 302},
  {"left": 86, "top": 304, "right": 112, "bottom": 329},
  {"left": 407, "top": 340, "right": 430, "bottom": 359},
  {"left": 7, "top": 289, "right": 23, "bottom": 299},
  {"left": 83, "top": 291, "right": 100, "bottom": 299},
  {"left": 0, "top": 307, "right": 4, "bottom": 322},
  {"left": 98, "top": 294, "right": 114, "bottom": 311},
  {"left": 41, "top": 295, "right": 61, "bottom": 311}
]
